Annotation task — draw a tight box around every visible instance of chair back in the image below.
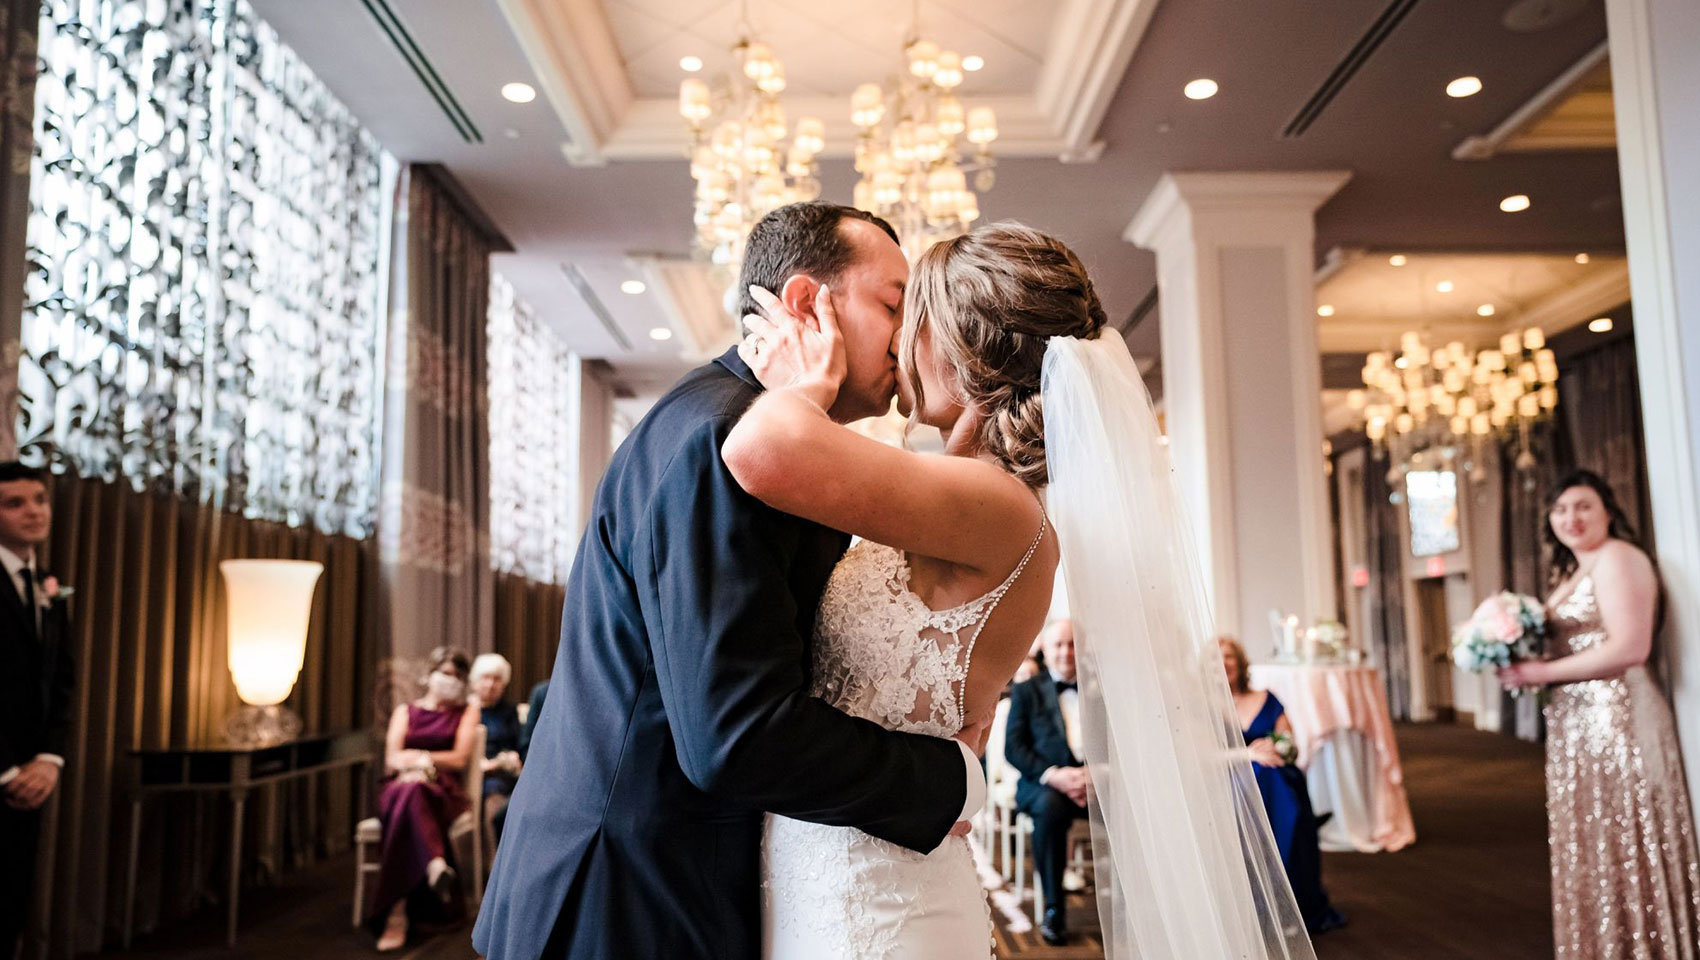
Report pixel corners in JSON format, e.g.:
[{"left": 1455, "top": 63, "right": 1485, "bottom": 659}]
[
  {"left": 466, "top": 724, "right": 487, "bottom": 819},
  {"left": 985, "top": 695, "right": 1016, "bottom": 792}
]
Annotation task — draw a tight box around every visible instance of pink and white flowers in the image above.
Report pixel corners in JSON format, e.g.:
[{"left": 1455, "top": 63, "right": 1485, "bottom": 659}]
[{"left": 1451, "top": 592, "right": 1545, "bottom": 672}]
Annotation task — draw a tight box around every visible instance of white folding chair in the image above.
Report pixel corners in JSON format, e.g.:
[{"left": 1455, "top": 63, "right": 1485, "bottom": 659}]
[{"left": 352, "top": 724, "right": 486, "bottom": 926}]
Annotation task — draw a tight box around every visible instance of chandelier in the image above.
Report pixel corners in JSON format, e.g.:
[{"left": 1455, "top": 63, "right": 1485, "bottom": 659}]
[
  {"left": 1351, "top": 327, "right": 1559, "bottom": 470},
  {"left": 679, "top": 11, "right": 824, "bottom": 271},
  {"left": 849, "top": 4, "right": 999, "bottom": 261}
]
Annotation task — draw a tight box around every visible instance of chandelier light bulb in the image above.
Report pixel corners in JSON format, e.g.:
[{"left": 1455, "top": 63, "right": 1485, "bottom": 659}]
[
  {"left": 908, "top": 39, "right": 940, "bottom": 79},
  {"left": 933, "top": 51, "right": 964, "bottom": 89},
  {"left": 1435, "top": 280, "right": 1454, "bottom": 293},
  {"left": 1499, "top": 193, "right": 1531, "bottom": 212},
  {"left": 1574, "top": 252, "right": 1590, "bottom": 264},
  {"left": 1316, "top": 304, "right": 1335, "bottom": 317},
  {"left": 680, "top": 55, "right": 704, "bottom": 72},
  {"left": 967, "top": 106, "right": 998, "bottom": 144},
  {"left": 1389, "top": 254, "right": 1408, "bottom": 266},
  {"left": 1477, "top": 303, "right": 1495, "bottom": 316},
  {"left": 1589, "top": 317, "right": 1613, "bottom": 333}
]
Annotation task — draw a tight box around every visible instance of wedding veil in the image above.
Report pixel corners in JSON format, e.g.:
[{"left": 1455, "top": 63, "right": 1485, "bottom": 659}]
[{"left": 1042, "top": 329, "right": 1316, "bottom": 960}]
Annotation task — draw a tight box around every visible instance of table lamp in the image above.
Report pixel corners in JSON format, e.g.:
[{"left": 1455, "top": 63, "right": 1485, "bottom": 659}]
[{"left": 221, "top": 559, "right": 324, "bottom": 747}]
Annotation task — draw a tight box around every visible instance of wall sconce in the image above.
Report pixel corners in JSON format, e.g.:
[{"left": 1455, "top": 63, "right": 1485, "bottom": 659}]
[{"left": 221, "top": 559, "right": 323, "bottom": 746}]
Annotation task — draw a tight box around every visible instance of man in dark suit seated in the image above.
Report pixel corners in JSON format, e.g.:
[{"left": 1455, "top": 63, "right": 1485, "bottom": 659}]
[
  {"left": 0, "top": 463, "right": 74, "bottom": 960},
  {"left": 1004, "top": 618, "right": 1087, "bottom": 946}
]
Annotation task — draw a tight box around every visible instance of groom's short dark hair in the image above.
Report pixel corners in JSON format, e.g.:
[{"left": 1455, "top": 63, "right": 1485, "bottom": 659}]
[{"left": 735, "top": 202, "right": 899, "bottom": 324}]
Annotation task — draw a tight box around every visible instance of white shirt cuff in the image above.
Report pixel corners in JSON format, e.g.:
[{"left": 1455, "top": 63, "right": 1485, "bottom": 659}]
[
  {"left": 1040, "top": 765, "right": 1061, "bottom": 786},
  {"left": 0, "top": 766, "right": 17, "bottom": 786},
  {"left": 36, "top": 754, "right": 65, "bottom": 768},
  {"left": 956, "top": 739, "right": 986, "bottom": 821}
]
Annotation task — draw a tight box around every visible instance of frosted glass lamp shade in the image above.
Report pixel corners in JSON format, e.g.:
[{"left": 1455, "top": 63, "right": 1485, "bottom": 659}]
[{"left": 221, "top": 560, "right": 323, "bottom": 707}]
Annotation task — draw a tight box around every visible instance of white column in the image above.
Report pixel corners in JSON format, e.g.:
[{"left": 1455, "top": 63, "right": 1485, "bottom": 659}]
[
  {"left": 1125, "top": 171, "right": 1350, "bottom": 649},
  {"left": 1606, "top": 0, "right": 1700, "bottom": 822},
  {"left": 566, "top": 353, "right": 615, "bottom": 533}
]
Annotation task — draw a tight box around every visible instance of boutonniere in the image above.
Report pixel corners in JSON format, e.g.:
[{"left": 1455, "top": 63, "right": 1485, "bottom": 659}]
[{"left": 38, "top": 575, "right": 73, "bottom": 606}]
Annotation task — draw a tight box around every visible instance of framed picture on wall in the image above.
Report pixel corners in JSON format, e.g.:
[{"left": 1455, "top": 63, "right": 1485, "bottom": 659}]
[{"left": 1407, "top": 469, "right": 1462, "bottom": 558}]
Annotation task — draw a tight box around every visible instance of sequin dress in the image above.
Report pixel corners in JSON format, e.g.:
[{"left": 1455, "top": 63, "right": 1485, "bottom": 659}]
[{"left": 1545, "top": 574, "right": 1700, "bottom": 958}]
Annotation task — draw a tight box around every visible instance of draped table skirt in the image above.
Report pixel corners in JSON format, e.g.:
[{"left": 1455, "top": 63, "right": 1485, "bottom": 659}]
[{"left": 1250, "top": 663, "right": 1416, "bottom": 853}]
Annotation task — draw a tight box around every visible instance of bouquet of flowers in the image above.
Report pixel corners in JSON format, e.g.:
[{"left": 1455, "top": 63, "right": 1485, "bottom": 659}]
[
  {"left": 1451, "top": 592, "right": 1546, "bottom": 672},
  {"left": 1270, "top": 731, "right": 1298, "bottom": 766}
]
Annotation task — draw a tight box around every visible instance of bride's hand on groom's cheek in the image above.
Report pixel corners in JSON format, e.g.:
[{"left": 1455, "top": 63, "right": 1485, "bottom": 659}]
[{"left": 741, "top": 284, "right": 846, "bottom": 410}]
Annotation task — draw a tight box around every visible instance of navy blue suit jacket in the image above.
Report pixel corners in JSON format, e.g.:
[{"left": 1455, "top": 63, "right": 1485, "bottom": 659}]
[
  {"left": 473, "top": 349, "right": 967, "bottom": 960},
  {"left": 1004, "top": 675, "right": 1081, "bottom": 812}
]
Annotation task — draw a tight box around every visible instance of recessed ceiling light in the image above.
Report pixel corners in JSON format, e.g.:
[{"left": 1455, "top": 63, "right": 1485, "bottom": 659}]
[
  {"left": 1477, "top": 303, "right": 1496, "bottom": 317},
  {"left": 1589, "top": 317, "right": 1613, "bottom": 333},
  {"left": 1499, "top": 193, "right": 1531, "bottom": 212},
  {"left": 1388, "top": 254, "right": 1408, "bottom": 267},
  {"left": 501, "top": 82, "right": 537, "bottom": 103},
  {"left": 649, "top": 327, "right": 674, "bottom": 341},
  {"left": 680, "top": 55, "right": 703, "bottom": 72},
  {"left": 1446, "top": 75, "right": 1483, "bottom": 98},
  {"left": 1183, "top": 78, "right": 1218, "bottom": 100},
  {"left": 1316, "top": 304, "right": 1335, "bottom": 317},
  {"left": 962, "top": 55, "right": 985, "bottom": 72},
  {"left": 1574, "top": 252, "right": 1590, "bottom": 264},
  {"left": 503, "top": 127, "right": 520, "bottom": 140},
  {"left": 1436, "top": 280, "right": 1454, "bottom": 293},
  {"left": 620, "top": 279, "right": 647, "bottom": 295}
]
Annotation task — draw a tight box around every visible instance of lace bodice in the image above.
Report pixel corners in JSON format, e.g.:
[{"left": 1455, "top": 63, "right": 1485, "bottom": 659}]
[
  {"left": 810, "top": 521, "right": 1046, "bottom": 740},
  {"left": 763, "top": 520, "right": 1046, "bottom": 960}
]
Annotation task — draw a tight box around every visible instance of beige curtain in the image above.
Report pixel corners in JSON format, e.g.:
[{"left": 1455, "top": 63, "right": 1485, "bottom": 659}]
[
  {"left": 378, "top": 165, "right": 498, "bottom": 670},
  {"left": 27, "top": 474, "right": 380, "bottom": 959}
]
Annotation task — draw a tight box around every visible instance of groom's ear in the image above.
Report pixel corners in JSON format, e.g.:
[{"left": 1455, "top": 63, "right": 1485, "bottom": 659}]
[{"left": 779, "top": 274, "right": 822, "bottom": 330}]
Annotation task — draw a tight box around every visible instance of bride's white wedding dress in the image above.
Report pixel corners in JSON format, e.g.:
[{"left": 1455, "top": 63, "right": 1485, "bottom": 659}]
[{"left": 762, "top": 523, "right": 1046, "bottom": 960}]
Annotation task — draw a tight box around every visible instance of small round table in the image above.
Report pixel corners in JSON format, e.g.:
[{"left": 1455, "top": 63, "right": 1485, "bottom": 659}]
[{"left": 1249, "top": 662, "right": 1416, "bottom": 853}]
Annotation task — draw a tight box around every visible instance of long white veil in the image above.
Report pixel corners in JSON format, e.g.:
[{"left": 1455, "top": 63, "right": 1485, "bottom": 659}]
[{"left": 1043, "top": 329, "right": 1316, "bottom": 960}]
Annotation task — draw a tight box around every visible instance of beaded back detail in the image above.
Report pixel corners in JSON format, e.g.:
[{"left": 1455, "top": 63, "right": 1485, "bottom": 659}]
[{"left": 809, "top": 514, "right": 1048, "bottom": 740}]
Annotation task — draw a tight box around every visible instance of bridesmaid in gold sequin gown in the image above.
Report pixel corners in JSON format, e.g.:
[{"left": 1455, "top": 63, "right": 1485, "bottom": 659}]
[{"left": 1500, "top": 470, "right": 1700, "bottom": 959}]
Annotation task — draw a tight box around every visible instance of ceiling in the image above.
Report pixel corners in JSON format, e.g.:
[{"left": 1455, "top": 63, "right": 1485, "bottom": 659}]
[{"left": 248, "top": 0, "right": 1626, "bottom": 399}]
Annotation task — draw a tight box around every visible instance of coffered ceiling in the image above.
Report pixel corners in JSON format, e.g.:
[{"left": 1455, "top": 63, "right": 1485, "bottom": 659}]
[{"left": 248, "top": 0, "right": 1627, "bottom": 401}]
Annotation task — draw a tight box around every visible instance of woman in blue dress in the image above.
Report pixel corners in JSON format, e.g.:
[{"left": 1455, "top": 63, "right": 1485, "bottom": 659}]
[{"left": 1219, "top": 637, "right": 1347, "bottom": 934}]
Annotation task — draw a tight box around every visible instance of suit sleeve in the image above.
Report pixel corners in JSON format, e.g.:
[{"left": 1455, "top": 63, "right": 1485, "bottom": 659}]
[
  {"left": 42, "top": 604, "right": 75, "bottom": 758},
  {"left": 642, "top": 416, "right": 966, "bottom": 854},
  {"left": 1002, "top": 682, "right": 1051, "bottom": 784}
]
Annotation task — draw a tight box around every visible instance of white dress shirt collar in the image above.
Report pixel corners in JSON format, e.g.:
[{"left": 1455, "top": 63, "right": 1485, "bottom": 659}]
[{"left": 0, "top": 543, "right": 35, "bottom": 584}]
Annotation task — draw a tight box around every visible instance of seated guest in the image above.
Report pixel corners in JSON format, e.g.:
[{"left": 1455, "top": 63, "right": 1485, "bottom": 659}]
[
  {"left": 369, "top": 647, "right": 479, "bottom": 952},
  {"left": 1004, "top": 618, "right": 1087, "bottom": 946},
  {"left": 1219, "top": 636, "right": 1346, "bottom": 934},
  {"left": 470, "top": 653, "right": 522, "bottom": 842},
  {"left": 516, "top": 677, "right": 549, "bottom": 761}
]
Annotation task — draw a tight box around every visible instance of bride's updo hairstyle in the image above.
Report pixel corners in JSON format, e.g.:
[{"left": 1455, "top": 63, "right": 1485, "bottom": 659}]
[{"left": 901, "top": 222, "right": 1106, "bottom": 487}]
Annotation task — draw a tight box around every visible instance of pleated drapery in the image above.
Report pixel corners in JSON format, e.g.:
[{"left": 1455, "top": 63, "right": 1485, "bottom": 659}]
[
  {"left": 378, "top": 164, "right": 499, "bottom": 674},
  {"left": 29, "top": 473, "right": 381, "bottom": 958}
]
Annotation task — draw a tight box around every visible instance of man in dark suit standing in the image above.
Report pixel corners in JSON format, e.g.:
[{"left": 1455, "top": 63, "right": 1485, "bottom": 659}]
[
  {"left": 0, "top": 462, "right": 74, "bottom": 960},
  {"left": 1005, "top": 618, "right": 1088, "bottom": 946},
  {"left": 474, "top": 203, "right": 983, "bottom": 960}
]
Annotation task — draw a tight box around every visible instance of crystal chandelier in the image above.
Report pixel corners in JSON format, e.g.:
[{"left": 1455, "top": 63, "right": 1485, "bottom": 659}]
[
  {"left": 849, "top": 3, "right": 998, "bottom": 261},
  {"left": 1351, "top": 327, "right": 1559, "bottom": 471},
  {"left": 679, "top": 8, "right": 824, "bottom": 271}
]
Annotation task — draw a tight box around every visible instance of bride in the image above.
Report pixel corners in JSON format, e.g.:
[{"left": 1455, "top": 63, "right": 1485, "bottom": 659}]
[{"left": 723, "top": 222, "right": 1314, "bottom": 960}]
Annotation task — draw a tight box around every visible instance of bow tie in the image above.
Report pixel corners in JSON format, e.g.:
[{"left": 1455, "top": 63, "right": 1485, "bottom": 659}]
[{"left": 1054, "top": 679, "right": 1077, "bottom": 693}]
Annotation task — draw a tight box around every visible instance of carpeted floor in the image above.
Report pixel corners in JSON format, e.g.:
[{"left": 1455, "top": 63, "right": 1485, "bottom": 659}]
[{"left": 108, "top": 722, "right": 1552, "bottom": 960}]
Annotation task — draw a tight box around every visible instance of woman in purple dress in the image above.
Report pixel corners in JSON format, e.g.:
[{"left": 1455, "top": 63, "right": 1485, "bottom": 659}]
[{"left": 370, "top": 647, "right": 479, "bottom": 951}]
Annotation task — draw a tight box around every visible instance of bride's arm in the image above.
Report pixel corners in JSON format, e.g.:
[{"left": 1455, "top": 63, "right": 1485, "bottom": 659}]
[{"left": 722, "top": 287, "right": 1039, "bottom": 573}]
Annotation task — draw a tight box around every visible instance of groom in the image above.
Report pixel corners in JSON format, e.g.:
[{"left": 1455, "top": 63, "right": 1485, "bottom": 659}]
[{"left": 474, "top": 202, "right": 985, "bottom": 960}]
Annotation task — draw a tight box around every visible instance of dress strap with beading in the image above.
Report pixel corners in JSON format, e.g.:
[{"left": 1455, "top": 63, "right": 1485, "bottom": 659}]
[{"left": 955, "top": 511, "right": 1049, "bottom": 731}]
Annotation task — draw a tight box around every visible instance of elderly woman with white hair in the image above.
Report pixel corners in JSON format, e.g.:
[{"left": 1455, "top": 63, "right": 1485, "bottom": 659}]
[{"left": 470, "top": 653, "right": 523, "bottom": 839}]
